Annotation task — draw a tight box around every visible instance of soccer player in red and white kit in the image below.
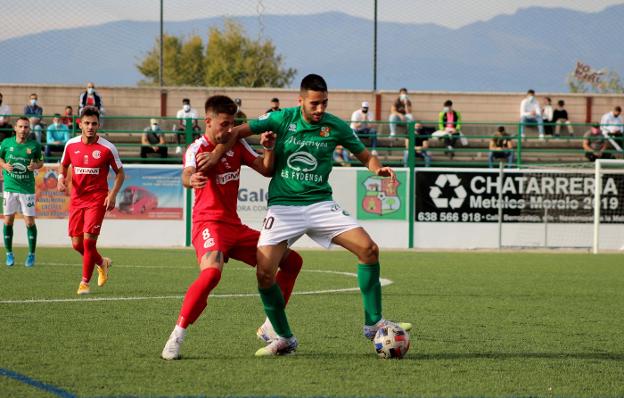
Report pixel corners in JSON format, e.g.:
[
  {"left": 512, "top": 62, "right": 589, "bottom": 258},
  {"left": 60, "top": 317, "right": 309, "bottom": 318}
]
[
  {"left": 161, "top": 95, "right": 303, "bottom": 360},
  {"left": 57, "top": 106, "right": 125, "bottom": 295}
]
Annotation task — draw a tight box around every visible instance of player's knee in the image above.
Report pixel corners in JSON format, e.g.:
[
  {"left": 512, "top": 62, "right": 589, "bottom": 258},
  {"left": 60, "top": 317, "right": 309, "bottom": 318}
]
[
  {"left": 256, "top": 266, "right": 276, "bottom": 288},
  {"left": 360, "top": 241, "right": 379, "bottom": 264},
  {"left": 71, "top": 240, "right": 83, "bottom": 253},
  {"left": 279, "top": 251, "right": 303, "bottom": 275}
]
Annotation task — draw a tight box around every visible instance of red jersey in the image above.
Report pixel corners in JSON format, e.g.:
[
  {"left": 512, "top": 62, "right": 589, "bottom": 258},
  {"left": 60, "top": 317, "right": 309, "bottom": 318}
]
[
  {"left": 61, "top": 135, "right": 123, "bottom": 208},
  {"left": 184, "top": 135, "right": 258, "bottom": 224}
]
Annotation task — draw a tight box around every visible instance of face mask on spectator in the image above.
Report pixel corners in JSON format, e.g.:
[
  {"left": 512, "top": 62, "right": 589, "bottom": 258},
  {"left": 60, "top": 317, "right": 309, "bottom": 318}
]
[
  {"left": 362, "top": 108, "right": 368, "bottom": 114},
  {"left": 30, "top": 99, "right": 37, "bottom": 106},
  {"left": 400, "top": 94, "right": 407, "bottom": 101},
  {"left": 443, "top": 107, "right": 450, "bottom": 113},
  {"left": 151, "top": 124, "right": 158, "bottom": 132},
  {"left": 183, "top": 104, "right": 191, "bottom": 112},
  {"left": 87, "top": 88, "right": 94, "bottom": 95},
  {"left": 55, "top": 121, "right": 61, "bottom": 128}
]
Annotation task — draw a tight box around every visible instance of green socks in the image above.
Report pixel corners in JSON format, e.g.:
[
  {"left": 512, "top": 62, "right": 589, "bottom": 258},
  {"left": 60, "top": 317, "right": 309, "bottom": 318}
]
[
  {"left": 27, "top": 224, "right": 37, "bottom": 254},
  {"left": 3, "top": 224, "right": 13, "bottom": 253},
  {"left": 358, "top": 262, "right": 382, "bottom": 326},
  {"left": 258, "top": 283, "right": 292, "bottom": 338}
]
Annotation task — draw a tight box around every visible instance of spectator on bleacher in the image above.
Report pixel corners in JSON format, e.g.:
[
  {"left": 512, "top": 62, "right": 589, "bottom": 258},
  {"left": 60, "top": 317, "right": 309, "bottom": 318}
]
[
  {"left": 583, "top": 124, "right": 613, "bottom": 162},
  {"left": 234, "top": 98, "right": 247, "bottom": 126},
  {"left": 553, "top": 100, "right": 574, "bottom": 137},
  {"left": 519, "top": 89, "right": 544, "bottom": 140},
  {"left": 488, "top": 126, "right": 514, "bottom": 168},
  {"left": 266, "top": 97, "right": 281, "bottom": 113},
  {"left": 350, "top": 101, "right": 378, "bottom": 155},
  {"left": 388, "top": 88, "right": 413, "bottom": 137},
  {"left": 175, "top": 98, "right": 201, "bottom": 154},
  {"left": 542, "top": 97, "right": 554, "bottom": 136},
  {"left": 0, "top": 92, "right": 13, "bottom": 142},
  {"left": 432, "top": 100, "right": 465, "bottom": 159},
  {"left": 78, "top": 82, "right": 105, "bottom": 115},
  {"left": 332, "top": 144, "right": 350, "bottom": 166},
  {"left": 61, "top": 106, "right": 79, "bottom": 132},
  {"left": 141, "top": 118, "right": 168, "bottom": 160},
  {"left": 403, "top": 122, "right": 431, "bottom": 167},
  {"left": 23, "top": 93, "right": 44, "bottom": 143},
  {"left": 45, "top": 113, "right": 70, "bottom": 159},
  {"left": 600, "top": 106, "right": 623, "bottom": 153}
]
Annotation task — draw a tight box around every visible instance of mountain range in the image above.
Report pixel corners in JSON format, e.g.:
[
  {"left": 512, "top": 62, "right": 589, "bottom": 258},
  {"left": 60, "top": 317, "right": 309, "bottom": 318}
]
[{"left": 1, "top": 6, "right": 623, "bottom": 92}]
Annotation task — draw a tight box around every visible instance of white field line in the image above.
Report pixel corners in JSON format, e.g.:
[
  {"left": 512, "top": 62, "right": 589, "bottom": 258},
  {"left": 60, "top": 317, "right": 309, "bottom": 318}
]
[{"left": 0, "top": 267, "right": 393, "bottom": 304}]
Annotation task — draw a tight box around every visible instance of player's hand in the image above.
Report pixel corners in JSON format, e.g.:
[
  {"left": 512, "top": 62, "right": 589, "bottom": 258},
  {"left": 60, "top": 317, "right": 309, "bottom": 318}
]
[
  {"left": 260, "top": 131, "right": 276, "bottom": 150},
  {"left": 57, "top": 175, "right": 66, "bottom": 192},
  {"left": 27, "top": 160, "right": 36, "bottom": 171},
  {"left": 190, "top": 172, "right": 208, "bottom": 188},
  {"left": 104, "top": 192, "right": 117, "bottom": 211},
  {"left": 196, "top": 152, "right": 214, "bottom": 173},
  {"left": 2, "top": 163, "right": 13, "bottom": 172},
  {"left": 376, "top": 166, "right": 396, "bottom": 183}
]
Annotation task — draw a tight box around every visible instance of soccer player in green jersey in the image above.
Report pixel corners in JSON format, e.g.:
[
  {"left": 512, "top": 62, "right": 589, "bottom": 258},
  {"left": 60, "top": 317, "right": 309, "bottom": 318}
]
[
  {"left": 208, "top": 74, "right": 412, "bottom": 356},
  {"left": 0, "top": 117, "right": 44, "bottom": 267}
]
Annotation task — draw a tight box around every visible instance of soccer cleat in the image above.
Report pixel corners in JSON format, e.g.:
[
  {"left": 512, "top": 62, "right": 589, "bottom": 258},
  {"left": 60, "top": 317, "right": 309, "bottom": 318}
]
[
  {"left": 24, "top": 253, "right": 35, "bottom": 268},
  {"left": 254, "top": 336, "right": 298, "bottom": 357},
  {"left": 77, "top": 281, "right": 90, "bottom": 295},
  {"left": 161, "top": 331, "right": 184, "bottom": 360},
  {"left": 364, "top": 319, "right": 413, "bottom": 341},
  {"left": 97, "top": 257, "right": 112, "bottom": 287},
  {"left": 256, "top": 319, "right": 278, "bottom": 344},
  {"left": 6, "top": 252, "right": 14, "bottom": 267}
]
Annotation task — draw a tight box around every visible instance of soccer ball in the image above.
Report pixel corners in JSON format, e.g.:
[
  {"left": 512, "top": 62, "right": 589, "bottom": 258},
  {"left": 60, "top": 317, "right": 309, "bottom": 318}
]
[{"left": 373, "top": 324, "right": 410, "bottom": 359}]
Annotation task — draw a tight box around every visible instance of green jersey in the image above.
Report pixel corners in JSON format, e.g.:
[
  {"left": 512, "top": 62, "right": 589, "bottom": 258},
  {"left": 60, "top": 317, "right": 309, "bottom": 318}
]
[
  {"left": 0, "top": 137, "right": 43, "bottom": 194},
  {"left": 249, "top": 106, "right": 366, "bottom": 206}
]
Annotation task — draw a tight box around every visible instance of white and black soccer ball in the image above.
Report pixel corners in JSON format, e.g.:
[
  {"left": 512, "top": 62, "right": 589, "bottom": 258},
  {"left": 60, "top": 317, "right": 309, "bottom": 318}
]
[{"left": 373, "top": 324, "right": 410, "bottom": 359}]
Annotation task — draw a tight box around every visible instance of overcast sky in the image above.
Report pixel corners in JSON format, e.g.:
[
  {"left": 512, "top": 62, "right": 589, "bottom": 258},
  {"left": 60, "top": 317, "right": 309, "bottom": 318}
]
[{"left": 1, "top": 0, "right": 622, "bottom": 41}]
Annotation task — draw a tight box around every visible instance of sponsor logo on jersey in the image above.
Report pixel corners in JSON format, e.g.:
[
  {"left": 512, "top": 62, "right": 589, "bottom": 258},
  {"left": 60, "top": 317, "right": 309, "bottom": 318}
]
[
  {"left": 26, "top": 148, "right": 32, "bottom": 154},
  {"left": 92, "top": 150, "right": 101, "bottom": 159},
  {"left": 83, "top": 155, "right": 89, "bottom": 164},
  {"left": 9, "top": 147, "right": 13, "bottom": 152},
  {"left": 74, "top": 167, "right": 100, "bottom": 175},
  {"left": 74, "top": 150, "right": 80, "bottom": 154},
  {"left": 216, "top": 170, "right": 240, "bottom": 185},
  {"left": 320, "top": 126, "right": 331, "bottom": 137},
  {"left": 288, "top": 123, "right": 297, "bottom": 132},
  {"left": 286, "top": 151, "right": 318, "bottom": 172},
  {"left": 11, "top": 163, "right": 27, "bottom": 173}
]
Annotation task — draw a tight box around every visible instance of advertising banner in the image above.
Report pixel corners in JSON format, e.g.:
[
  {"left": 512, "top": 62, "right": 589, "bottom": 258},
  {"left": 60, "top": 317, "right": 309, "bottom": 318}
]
[
  {"left": 357, "top": 170, "right": 407, "bottom": 220},
  {"left": 416, "top": 169, "right": 624, "bottom": 223}
]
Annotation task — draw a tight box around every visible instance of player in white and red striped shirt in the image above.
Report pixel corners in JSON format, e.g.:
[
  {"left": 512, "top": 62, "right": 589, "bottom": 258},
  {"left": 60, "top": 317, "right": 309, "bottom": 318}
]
[
  {"left": 161, "top": 95, "right": 303, "bottom": 360},
  {"left": 57, "top": 107, "right": 125, "bottom": 295}
]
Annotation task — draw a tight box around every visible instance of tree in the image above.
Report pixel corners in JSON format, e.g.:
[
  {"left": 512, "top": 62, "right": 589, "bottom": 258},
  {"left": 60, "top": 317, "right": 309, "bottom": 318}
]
[
  {"left": 567, "top": 61, "right": 624, "bottom": 94},
  {"left": 137, "top": 20, "right": 296, "bottom": 88}
]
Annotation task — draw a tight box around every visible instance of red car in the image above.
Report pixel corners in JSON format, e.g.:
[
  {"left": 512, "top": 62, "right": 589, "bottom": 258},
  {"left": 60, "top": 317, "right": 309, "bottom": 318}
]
[{"left": 118, "top": 186, "right": 158, "bottom": 214}]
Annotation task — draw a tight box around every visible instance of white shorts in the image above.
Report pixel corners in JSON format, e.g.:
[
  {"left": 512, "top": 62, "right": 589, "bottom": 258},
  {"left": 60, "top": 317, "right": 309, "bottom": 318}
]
[
  {"left": 3, "top": 192, "right": 36, "bottom": 217},
  {"left": 258, "top": 201, "right": 360, "bottom": 248}
]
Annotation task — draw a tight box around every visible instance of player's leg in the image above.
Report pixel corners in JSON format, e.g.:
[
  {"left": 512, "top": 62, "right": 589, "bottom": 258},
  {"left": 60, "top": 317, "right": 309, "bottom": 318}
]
[
  {"left": 3, "top": 192, "right": 19, "bottom": 266},
  {"left": 83, "top": 206, "right": 111, "bottom": 288},
  {"left": 162, "top": 250, "right": 225, "bottom": 360},
  {"left": 21, "top": 194, "right": 37, "bottom": 267}
]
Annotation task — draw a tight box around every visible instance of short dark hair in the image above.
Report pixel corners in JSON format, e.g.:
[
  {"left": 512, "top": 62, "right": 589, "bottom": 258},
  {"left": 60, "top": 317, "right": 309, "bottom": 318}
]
[
  {"left": 527, "top": 89, "right": 535, "bottom": 95},
  {"left": 182, "top": 98, "right": 190, "bottom": 104},
  {"left": 557, "top": 100, "right": 565, "bottom": 106},
  {"left": 444, "top": 100, "right": 453, "bottom": 107},
  {"left": 497, "top": 126, "right": 506, "bottom": 133},
  {"left": 53, "top": 113, "right": 61, "bottom": 118},
  {"left": 545, "top": 97, "right": 551, "bottom": 103},
  {"left": 300, "top": 74, "right": 328, "bottom": 93},
  {"left": 204, "top": 95, "right": 237, "bottom": 116},
  {"left": 615, "top": 106, "right": 622, "bottom": 112},
  {"left": 16, "top": 116, "right": 29, "bottom": 124},
  {"left": 271, "top": 97, "right": 279, "bottom": 102},
  {"left": 399, "top": 87, "right": 408, "bottom": 93},
  {"left": 80, "top": 106, "right": 100, "bottom": 120}
]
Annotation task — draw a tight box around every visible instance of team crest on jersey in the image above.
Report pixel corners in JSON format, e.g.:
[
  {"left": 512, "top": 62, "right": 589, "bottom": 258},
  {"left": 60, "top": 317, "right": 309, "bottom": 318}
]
[
  {"left": 26, "top": 148, "right": 32, "bottom": 154},
  {"left": 288, "top": 124, "right": 297, "bottom": 132},
  {"left": 9, "top": 147, "right": 13, "bottom": 152},
  {"left": 226, "top": 150, "right": 234, "bottom": 157},
  {"left": 320, "top": 127, "right": 331, "bottom": 137},
  {"left": 92, "top": 150, "right": 101, "bottom": 159}
]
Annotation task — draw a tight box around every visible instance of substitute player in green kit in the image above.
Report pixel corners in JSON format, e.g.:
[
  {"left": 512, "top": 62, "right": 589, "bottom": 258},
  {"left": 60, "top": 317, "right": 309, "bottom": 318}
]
[
  {"left": 0, "top": 117, "right": 44, "bottom": 267},
  {"left": 218, "top": 74, "right": 412, "bottom": 356}
]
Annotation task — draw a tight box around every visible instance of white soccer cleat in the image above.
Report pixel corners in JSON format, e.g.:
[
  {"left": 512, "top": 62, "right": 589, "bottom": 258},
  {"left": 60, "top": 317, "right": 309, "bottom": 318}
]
[
  {"left": 256, "top": 319, "right": 278, "bottom": 344},
  {"left": 161, "top": 330, "right": 184, "bottom": 360},
  {"left": 254, "top": 335, "right": 298, "bottom": 357},
  {"left": 364, "top": 318, "right": 413, "bottom": 341}
]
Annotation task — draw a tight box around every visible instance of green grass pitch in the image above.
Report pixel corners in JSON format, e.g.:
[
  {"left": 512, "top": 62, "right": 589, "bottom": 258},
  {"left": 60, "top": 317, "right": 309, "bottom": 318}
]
[{"left": 1, "top": 247, "right": 623, "bottom": 398}]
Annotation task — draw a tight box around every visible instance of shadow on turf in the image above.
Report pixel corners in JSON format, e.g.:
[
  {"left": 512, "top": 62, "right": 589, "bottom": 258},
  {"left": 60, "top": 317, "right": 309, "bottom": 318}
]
[{"left": 412, "top": 352, "right": 624, "bottom": 361}]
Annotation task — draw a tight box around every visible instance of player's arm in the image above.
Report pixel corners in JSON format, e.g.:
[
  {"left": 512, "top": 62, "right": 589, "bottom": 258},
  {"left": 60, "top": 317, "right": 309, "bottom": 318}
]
[
  {"left": 181, "top": 166, "right": 208, "bottom": 189},
  {"left": 355, "top": 149, "right": 396, "bottom": 182},
  {"left": 104, "top": 167, "right": 125, "bottom": 211},
  {"left": 57, "top": 164, "right": 69, "bottom": 192},
  {"left": 249, "top": 132, "right": 276, "bottom": 177}
]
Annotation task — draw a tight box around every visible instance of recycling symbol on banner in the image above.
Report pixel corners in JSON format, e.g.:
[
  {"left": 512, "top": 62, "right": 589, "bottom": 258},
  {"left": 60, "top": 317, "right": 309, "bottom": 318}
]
[{"left": 429, "top": 174, "right": 467, "bottom": 209}]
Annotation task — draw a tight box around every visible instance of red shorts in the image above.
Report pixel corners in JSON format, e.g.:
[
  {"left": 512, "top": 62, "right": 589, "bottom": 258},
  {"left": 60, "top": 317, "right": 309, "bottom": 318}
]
[
  {"left": 68, "top": 205, "right": 107, "bottom": 237},
  {"left": 191, "top": 221, "right": 260, "bottom": 266}
]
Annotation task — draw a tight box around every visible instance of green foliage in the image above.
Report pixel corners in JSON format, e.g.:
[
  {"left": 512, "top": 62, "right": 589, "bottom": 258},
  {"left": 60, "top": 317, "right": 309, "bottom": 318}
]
[
  {"left": 2, "top": 248, "right": 624, "bottom": 397},
  {"left": 137, "top": 20, "right": 296, "bottom": 88}
]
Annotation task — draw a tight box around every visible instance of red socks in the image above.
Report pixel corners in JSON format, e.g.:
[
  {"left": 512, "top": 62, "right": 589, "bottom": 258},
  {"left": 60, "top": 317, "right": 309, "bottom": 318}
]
[
  {"left": 177, "top": 267, "right": 222, "bottom": 328},
  {"left": 276, "top": 251, "right": 303, "bottom": 305},
  {"left": 81, "top": 238, "right": 103, "bottom": 283}
]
